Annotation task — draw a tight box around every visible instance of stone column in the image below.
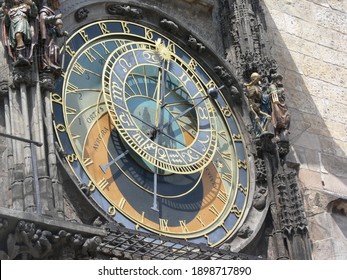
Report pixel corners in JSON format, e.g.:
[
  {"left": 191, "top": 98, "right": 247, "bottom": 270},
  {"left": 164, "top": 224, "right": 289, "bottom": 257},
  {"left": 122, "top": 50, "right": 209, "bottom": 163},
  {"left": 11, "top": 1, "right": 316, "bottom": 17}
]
[
  {"left": 19, "top": 82, "right": 36, "bottom": 212},
  {"left": 0, "top": 80, "right": 12, "bottom": 208},
  {"left": 9, "top": 85, "right": 25, "bottom": 211},
  {"left": 41, "top": 74, "right": 64, "bottom": 218},
  {"left": 31, "top": 64, "right": 55, "bottom": 216}
]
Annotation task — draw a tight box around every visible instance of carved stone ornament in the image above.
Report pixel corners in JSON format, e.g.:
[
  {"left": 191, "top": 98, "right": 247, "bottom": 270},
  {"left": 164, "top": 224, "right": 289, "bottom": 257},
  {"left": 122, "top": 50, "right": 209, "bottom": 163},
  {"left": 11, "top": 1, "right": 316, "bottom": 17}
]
[
  {"left": 39, "top": 72, "right": 55, "bottom": 91},
  {"left": 0, "top": 80, "right": 9, "bottom": 98},
  {"left": 160, "top": 18, "right": 179, "bottom": 35},
  {"left": 0, "top": 218, "right": 9, "bottom": 231},
  {"left": 106, "top": 4, "right": 143, "bottom": 19},
  {"left": 214, "top": 66, "right": 241, "bottom": 103},
  {"left": 237, "top": 224, "right": 253, "bottom": 239},
  {"left": 187, "top": 35, "right": 205, "bottom": 53},
  {"left": 253, "top": 186, "right": 267, "bottom": 211},
  {"left": 74, "top": 7, "right": 89, "bottom": 22},
  {"left": 0, "top": 220, "right": 102, "bottom": 260},
  {"left": 12, "top": 65, "right": 32, "bottom": 85},
  {"left": 255, "top": 158, "right": 267, "bottom": 183}
]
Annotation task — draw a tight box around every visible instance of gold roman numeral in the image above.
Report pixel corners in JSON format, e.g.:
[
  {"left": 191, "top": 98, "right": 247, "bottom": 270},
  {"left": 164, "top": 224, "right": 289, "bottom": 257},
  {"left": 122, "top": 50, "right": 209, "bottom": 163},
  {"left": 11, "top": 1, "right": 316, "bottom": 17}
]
[
  {"left": 209, "top": 205, "right": 219, "bottom": 217},
  {"left": 119, "top": 198, "right": 126, "bottom": 209},
  {"left": 179, "top": 220, "right": 189, "bottom": 233},
  {"left": 222, "top": 172, "right": 232, "bottom": 183},
  {"left": 98, "top": 178, "right": 109, "bottom": 190},
  {"left": 66, "top": 82, "right": 79, "bottom": 94},
  {"left": 83, "top": 158, "right": 93, "bottom": 167},
  {"left": 84, "top": 49, "right": 97, "bottom": 62},
  {"left": 72, "top": 62, "right": 86, "bottom": 75},
  {"left": 159, "top": 218, "right": 169, "bottom": 232},
  {"left": 217, "top": 190, "right": 229, "bottom": 204}
]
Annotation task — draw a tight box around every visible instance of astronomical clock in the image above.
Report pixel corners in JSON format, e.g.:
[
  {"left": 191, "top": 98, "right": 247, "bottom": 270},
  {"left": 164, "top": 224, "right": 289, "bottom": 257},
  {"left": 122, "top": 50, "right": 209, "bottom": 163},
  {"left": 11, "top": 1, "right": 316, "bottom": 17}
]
[{"left": 52, "top": 17, "right": 255, "bottom": 248}]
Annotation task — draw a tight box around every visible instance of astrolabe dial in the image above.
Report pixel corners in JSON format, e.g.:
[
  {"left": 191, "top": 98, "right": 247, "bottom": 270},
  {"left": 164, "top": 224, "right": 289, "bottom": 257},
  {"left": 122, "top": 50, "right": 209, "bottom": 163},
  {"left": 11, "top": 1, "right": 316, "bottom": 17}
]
[
  {"left": 102, "top": 41, "right": 218, "bottom": 174},
  {"left": 52, "top": 20, "right": 250, "bottom": 247}
]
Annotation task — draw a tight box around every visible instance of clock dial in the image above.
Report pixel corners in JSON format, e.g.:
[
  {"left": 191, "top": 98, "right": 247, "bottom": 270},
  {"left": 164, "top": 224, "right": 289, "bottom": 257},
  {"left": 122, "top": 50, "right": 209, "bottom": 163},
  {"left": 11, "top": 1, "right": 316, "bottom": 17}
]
[
  {"left": 103, "top": 41, "right": 218, "bottom": 174},
  {"left": 52, "top": 20, "right": 250, "bottom": 246}
]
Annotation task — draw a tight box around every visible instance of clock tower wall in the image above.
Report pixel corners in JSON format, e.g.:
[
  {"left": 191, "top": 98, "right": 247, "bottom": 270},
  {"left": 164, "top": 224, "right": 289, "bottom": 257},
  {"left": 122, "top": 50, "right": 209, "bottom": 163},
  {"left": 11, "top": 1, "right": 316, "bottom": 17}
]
[{"left": 257, "top": 0, "right": 347, "bottom": 259}]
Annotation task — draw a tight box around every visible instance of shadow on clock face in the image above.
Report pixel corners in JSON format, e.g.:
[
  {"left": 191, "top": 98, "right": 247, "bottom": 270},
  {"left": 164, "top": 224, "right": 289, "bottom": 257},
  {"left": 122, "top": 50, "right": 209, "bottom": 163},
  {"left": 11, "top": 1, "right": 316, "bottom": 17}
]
[{"left": 108, "top": 128, "right": 204, "bottom": 224}]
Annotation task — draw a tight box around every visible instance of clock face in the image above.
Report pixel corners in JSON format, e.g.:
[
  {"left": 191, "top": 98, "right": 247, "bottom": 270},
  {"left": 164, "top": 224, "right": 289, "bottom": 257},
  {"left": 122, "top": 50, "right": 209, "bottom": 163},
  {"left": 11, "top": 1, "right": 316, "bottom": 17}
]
[{"left": 52, "top": 20, "right": 250, "bottom": 246}]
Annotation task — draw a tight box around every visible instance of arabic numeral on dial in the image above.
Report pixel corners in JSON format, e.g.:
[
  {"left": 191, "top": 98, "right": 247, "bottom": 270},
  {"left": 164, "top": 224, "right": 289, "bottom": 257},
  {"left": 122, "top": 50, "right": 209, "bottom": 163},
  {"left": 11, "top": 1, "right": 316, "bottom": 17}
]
[
  {"left": 56, "top": 124, "right": 66, "bottom": 132},
  {"left": 107, "top": 206, "right": 116, "bottom": 217},
  {"left": 87, "top": 180, "right": 96, "bottom": 192},
  {"left": 221, "top": 105, "right": 232, "bottom": 118},
  {"left": 231, "top": 205, "right": 242, "bottom": 218},
  {"left": 66, "top": 154, "right": 78, "bottom": 162},
  {"left": 51, "top": 93, "right": 63, "bottom": 104}
]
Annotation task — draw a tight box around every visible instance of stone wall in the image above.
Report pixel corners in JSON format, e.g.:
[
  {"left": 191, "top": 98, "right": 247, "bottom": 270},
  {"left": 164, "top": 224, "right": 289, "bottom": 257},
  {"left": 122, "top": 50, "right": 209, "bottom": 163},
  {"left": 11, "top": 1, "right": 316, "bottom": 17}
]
[{"left": 261, "top": 0, "right": 347, "bottom": 259}]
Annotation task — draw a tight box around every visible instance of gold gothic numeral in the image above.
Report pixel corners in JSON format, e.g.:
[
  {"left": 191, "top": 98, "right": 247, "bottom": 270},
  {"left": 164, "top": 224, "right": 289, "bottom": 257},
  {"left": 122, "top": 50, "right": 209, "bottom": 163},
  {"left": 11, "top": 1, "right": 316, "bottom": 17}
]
[
  {"left": 66, "top": 45, "right": 75, "bottom": 57},
  {"left": 121, "top": 22, "right": 130, "bottom": 33},
  {"left": 99, "top": 22, "right": 110, "bottom": 34},
  {"left": 188, "top": 58, "right": 198, "bottom": 70},
  {"left": 221, "top": 105, "right": 232, "bottom": 118},
  {"left": 79, "top": 30, "right": 89, "bottom": 42}
]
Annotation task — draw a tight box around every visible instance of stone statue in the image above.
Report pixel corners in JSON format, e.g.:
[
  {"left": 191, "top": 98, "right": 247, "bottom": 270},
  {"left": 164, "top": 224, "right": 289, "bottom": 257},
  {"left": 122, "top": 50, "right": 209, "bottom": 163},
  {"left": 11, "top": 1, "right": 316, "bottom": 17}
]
[
  {"left": 244, "top": 72, "right": 271, "bottom": 135},
  {"left": 39, "top": 0, "right": 67, "bottom": 75},
  {"left": 268, "top": 74, "right": 290, "bottom": 141},
  {"left": 2, "top": 0, "right": 38, "bottom": 64}
]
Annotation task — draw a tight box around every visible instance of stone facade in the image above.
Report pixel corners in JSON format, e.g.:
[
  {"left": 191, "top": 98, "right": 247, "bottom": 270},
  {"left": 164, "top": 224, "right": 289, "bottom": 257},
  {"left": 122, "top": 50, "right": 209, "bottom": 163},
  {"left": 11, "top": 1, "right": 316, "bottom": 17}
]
[{"left": 261, "top": 0, "right": 347, "bottom": 259}]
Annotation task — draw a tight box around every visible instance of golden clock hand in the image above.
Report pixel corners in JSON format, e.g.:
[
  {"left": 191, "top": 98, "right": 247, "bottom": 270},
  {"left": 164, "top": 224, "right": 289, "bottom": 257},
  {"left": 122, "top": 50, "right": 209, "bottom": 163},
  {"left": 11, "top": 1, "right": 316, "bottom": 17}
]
[{"left": 154, "top": 64, "right": 163, "bottom": 129}]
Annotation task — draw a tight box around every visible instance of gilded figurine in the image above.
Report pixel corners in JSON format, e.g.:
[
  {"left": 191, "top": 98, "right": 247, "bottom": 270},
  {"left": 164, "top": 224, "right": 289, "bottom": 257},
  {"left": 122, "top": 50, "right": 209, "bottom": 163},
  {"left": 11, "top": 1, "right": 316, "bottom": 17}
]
[
  {"left": 244, "top": 72, "right": 271, "bottom": 135},
  {"left": 2, "top": 0, "right": 38, "bottom": 65}
]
